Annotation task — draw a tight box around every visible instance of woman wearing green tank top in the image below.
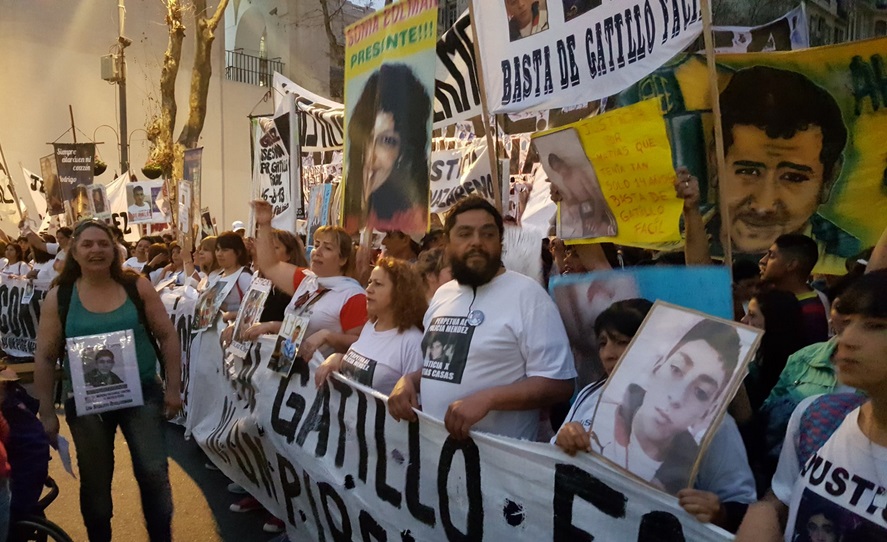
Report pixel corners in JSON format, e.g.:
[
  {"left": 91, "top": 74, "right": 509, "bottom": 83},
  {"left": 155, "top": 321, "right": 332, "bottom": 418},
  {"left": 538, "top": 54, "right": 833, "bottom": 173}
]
[{"left": 32, "top": 220, "right": 182, "bottom": 542}]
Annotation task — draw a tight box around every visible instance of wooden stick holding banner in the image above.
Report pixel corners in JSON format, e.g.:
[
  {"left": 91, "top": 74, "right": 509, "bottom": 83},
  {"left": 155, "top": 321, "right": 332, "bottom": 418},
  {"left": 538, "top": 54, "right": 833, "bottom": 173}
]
[
  {"left": 700, "top": 0, "right": 733, "bottom": 270},
  {"left": 467, "top": 0, "right": 502, "bottom": 212}
]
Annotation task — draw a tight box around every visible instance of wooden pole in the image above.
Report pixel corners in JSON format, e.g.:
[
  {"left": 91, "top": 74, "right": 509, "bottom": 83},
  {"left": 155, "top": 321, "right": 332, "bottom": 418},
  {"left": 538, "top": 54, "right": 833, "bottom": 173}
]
[
  {"left": 466, "top": 1, "right": 502, "bottom": 212},
  {"left": 700, "top": 0, "right": 733, "bottom": 271},
  {"left": 69, "top": 105, "right": 77, "bottom": 144}
]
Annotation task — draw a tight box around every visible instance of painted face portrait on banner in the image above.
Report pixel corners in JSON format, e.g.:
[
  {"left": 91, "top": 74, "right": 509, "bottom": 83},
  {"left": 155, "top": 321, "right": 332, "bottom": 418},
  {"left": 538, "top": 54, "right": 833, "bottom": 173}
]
[
  {"left": 716, "top": 66, "right": 848, "bottom": 255},
  {"left": 343, "top": 63, "right": 431, "bottom": 235}
]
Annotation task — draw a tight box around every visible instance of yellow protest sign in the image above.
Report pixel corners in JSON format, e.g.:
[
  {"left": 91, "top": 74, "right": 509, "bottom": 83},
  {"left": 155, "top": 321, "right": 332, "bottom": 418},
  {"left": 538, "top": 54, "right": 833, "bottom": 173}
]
[{"left": 533, "top": 98, "right": 681, "bottom": 246}]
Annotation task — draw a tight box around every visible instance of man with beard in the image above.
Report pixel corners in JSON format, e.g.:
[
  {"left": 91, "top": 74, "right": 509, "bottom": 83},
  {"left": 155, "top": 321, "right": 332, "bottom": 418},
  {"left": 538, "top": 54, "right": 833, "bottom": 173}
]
[{"left": 388, "top": 196, "right": 576, "bottom": 440}]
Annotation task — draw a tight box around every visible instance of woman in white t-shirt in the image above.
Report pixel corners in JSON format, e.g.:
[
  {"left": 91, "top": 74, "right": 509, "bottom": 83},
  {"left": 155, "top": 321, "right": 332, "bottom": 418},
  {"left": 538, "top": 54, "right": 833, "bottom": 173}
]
[
  {"left": 214, "top": 232, "right": 253, "bottom": 321},
  {"left": 315, "top": 257, "right": 427, "bottom": 395},
  {"left": 1, "top": 243, "right": 31, "bottom": 277},
  {"left": 122, "top": 237, "right": 152, "bottom": 273},
  {"left": 251, "top": 200, "right": 367, "bottom": 363},
  {"left": 182, "top": 236, "right": 221, "bottom": 288}
]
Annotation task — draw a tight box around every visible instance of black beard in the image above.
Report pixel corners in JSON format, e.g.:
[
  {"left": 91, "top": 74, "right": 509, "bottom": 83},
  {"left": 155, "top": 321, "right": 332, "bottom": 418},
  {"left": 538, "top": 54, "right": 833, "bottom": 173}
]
[{"left": 450, "top": 249, "right": 501, "bottom": 287}]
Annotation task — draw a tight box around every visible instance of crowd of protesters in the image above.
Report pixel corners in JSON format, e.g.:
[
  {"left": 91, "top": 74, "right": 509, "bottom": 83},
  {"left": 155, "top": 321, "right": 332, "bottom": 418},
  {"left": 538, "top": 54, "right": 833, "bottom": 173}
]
[{"left": 0, "top": 169, "right": 875, "bottom": 542}]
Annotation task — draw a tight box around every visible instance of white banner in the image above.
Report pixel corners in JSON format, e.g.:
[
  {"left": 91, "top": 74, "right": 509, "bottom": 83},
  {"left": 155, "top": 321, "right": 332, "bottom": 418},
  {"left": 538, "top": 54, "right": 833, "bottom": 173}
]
[
  {"left": 105, "top": 173, "right": 139, "bottom": 242},
  {"left": 472, "top": 0, "right": 703, "bottom": 114},
  {"left": 188, "top": 336, "right": 732, "bottom": 541},
  {"left": 0, "top": 276, "right": 50, "bottom": 358},
  {"left": 434, "top": 10, "right": 482, "bottom": 129},
  {"left": 711, "top": 4, "right": 808, "bottom": 53},
  {"left": 251, "top": 116, "right": 297, "bottom": 232},
  {"left": 430, "top": 142, "right": 495, "bottom": 214},
  {"left": 19, "top": 166, "right": 46, "bottom": 222}
]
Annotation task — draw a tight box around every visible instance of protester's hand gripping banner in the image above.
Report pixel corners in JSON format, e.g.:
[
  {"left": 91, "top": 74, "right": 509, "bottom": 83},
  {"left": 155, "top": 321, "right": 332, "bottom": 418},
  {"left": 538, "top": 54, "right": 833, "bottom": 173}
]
[
  {"left": 534, "top": 98, "right": 682, "bottom": 246},
  {"left": 341, "top": 0, "right": 438, "bottom": 236},
  {"left": 471, "top": 0, "right": 703, "bottom": 114},
  {"left": 614, "top": 36, "right": 887, "bottom": 274},
  {"left": 187, "top": 334, "right": 734, "bottom": 541}
]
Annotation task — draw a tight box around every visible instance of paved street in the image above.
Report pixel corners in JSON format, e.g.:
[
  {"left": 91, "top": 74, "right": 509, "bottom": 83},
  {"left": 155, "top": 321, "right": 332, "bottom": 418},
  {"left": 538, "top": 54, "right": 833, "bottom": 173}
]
[{"left": 43, "top": 409, "right": 277, "bottom": 542}]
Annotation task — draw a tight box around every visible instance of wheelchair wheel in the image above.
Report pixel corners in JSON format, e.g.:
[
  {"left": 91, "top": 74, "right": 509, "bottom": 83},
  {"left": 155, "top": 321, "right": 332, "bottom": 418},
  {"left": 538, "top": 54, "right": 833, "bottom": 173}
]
[{"left": 10, "top": 515, "right": 74, "bottom": 542}]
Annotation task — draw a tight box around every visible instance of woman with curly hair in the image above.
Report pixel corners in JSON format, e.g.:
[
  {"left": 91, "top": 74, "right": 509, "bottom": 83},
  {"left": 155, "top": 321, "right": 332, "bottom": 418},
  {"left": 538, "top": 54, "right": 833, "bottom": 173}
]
[
  {"left": 343, "top": 63, "right": 431, "bottom": 235},
  {"left": 315, "top": 257, "right": 427, "bottom": 395}
]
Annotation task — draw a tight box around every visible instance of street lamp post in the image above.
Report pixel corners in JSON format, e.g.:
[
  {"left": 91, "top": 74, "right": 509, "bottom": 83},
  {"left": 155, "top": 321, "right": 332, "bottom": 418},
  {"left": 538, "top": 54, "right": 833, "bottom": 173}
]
[{"left": 117, "top": 0, "right": 132, "bottom": 174}]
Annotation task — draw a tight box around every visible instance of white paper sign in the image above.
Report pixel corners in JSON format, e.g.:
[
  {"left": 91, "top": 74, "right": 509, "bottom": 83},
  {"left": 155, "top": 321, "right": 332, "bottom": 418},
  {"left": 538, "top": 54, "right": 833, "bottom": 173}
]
[{"left": 67, "top": 330, "right": 144, "bottom": 415}]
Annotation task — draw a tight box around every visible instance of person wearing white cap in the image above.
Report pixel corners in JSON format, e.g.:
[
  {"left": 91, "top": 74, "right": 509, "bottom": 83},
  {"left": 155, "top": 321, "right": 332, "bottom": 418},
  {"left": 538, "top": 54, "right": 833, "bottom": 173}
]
[
  {"left": 231, "top": 221, "right": 246, "bottom": 237},
  {"left": 381, "top": 231, "right": 420, "bottom": 262}
]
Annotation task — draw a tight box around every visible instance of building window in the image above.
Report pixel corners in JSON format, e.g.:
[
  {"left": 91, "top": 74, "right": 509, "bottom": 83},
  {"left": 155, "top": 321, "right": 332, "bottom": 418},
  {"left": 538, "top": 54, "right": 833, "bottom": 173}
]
[{"left": 876, "top": 20, "right": 887, "bottom": 36}]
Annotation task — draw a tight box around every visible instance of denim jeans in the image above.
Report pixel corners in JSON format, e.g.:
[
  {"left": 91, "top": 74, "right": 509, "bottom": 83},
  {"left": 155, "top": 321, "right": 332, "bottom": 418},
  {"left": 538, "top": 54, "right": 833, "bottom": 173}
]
[{"left": 66, "top": 380, "right": 172, "bottom": 542}]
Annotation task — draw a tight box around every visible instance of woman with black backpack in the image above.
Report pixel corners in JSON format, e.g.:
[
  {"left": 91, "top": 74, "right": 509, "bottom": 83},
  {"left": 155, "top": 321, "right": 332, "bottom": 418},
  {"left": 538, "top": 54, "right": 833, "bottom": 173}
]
[{"left": 32, "top": 220, "right": 182, "bottom": 542}]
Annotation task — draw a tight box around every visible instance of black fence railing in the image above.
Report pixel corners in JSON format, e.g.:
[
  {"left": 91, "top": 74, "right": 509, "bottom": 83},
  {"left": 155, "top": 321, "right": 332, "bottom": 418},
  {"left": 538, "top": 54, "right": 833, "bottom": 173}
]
[{"left": 225, "top": 50, "right": 284, "bottom": 87}]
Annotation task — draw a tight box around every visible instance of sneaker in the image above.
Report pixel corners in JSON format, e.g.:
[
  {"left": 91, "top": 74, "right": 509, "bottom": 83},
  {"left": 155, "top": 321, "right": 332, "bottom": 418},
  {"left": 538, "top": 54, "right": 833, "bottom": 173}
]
[
  {"left": 227, "top": 482, "right": 248, "bottom": 494},
  {"left": 204, "top": 462, "right": 220, "bottom": 471},
  {"left": 229, "top": 496, "right": 262, "bottom": 513},
  {"left": 263, "top": 515, "right": 285, "bottom": 533}
]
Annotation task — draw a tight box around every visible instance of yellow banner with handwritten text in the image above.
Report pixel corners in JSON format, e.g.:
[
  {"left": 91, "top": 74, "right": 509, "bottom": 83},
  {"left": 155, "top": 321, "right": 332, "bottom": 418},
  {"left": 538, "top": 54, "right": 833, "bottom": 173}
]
[{"left": 533, "top": 98, "right": 681, "bottom": 246}]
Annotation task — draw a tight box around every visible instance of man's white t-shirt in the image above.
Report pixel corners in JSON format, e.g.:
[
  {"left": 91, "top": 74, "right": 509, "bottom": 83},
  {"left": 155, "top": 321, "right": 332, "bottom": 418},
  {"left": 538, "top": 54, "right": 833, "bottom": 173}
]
[
  {"left": 340, "top": 321, "right": 424, "bottom": 395},
  {"left": 128, "top": 203, "right": 152, "bottom": 221},
  {"left": 772, "top": 396, "right": 887, "bottom": 541},
  {"left": 420, "top": 270, "right": 576, "bottom": 441}
]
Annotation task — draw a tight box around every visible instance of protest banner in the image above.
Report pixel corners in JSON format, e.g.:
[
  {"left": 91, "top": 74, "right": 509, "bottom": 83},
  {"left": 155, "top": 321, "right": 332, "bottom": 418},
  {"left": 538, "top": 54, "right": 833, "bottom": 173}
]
[
  {"left": 550, "top": 266, "right": 733, "bottom": 386},
  {"left": 20, "top": 166, "right": 48, "bottom": 219},
  {"left": 187, "top": 333, "right": 733, "bottom": 541},
  {"left": 341, "top": 0, "right": 438, "bottom": 236},
  {"left": 183, "top": 148, "right": 203, "bottom": 237},
  {"left": 306, "top": 183, "right": 332, "bottom": 247},
  {"left": 0, "top": 276, "right": 50, "bottom": 358},
  {"left": 0, "top": 163, "right": 21, "bottom": 236},
  {"left": 273, "top": 73, "right": 346, "bottom": 153},
  {"left": 534, "top": 98, "right": 682, "bottom": 246},
  {"left": 38, "top": 153, "right": 65, "bottom": 216},
  {"left": 10, "top": 164, "right": 43, "bottom": 226},
  {"left": 159, "top": 286, "right": 198, "bottom": 418},
  {"left": 434, "top": 10, "right": 481, "bottom": 129},
  {"left": 614, "top": 36, "right": 887, "bottom": 274},
  {"left": 707, "top": 4, "right": 808, "bottom": 53},
  {"left": 251, "top": 105, "right": 299, "bottom": 234},
  {"left": 104, "top": 173, "right": 138, "bottom": 242},
  {"left": 429, "top": 141, "right": 495, "bottom": 214},
  {"left": 471, "top": 0, "right": 703, "bottom": 114},
  {"left": 589, "top": 302, "right": 760, "bottom": 493},
  {"left": 53, "top": 143, "right": 95, "bottom": 222}
]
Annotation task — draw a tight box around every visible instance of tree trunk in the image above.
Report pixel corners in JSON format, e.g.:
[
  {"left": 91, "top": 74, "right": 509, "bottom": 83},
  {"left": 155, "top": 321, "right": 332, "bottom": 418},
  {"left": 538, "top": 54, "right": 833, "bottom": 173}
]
[
  {"left": 177, "top": 0, "right": 229, "bottom": 149},
  {"left": 147, "top": 0, "right": 186, "bottom": 179}
]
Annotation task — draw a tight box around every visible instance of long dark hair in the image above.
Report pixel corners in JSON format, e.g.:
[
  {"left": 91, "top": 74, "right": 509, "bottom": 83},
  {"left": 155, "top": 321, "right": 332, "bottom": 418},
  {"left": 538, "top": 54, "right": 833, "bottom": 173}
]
[
  {"left": 216, "top": 231, "right": 251, "bottom": 267},
  {"left": 54, "top": 220, "right": 140, "bottom": 288},
  {"left": 343, "top": 64, "right": 431, "bottom": 234},
  {"left": 750, "top": 289, "right": 805, "bottom": 409}
]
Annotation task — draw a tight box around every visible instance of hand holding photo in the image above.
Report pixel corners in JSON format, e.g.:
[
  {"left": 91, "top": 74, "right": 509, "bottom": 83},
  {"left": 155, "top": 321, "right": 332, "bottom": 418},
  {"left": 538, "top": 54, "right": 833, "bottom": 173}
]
[
  {"left": 229, "top": 278, "right": 272, "bottom": 358},
  {"left": 588, "top": 302, "right": 761, "bottom": 494}
]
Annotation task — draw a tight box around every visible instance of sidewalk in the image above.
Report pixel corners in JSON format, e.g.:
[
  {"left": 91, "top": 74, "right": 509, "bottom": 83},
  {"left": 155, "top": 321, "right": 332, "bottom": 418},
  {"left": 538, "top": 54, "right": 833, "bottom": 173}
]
[{"left": 45, "top": 410, "right": 271, "bottom": 541}]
